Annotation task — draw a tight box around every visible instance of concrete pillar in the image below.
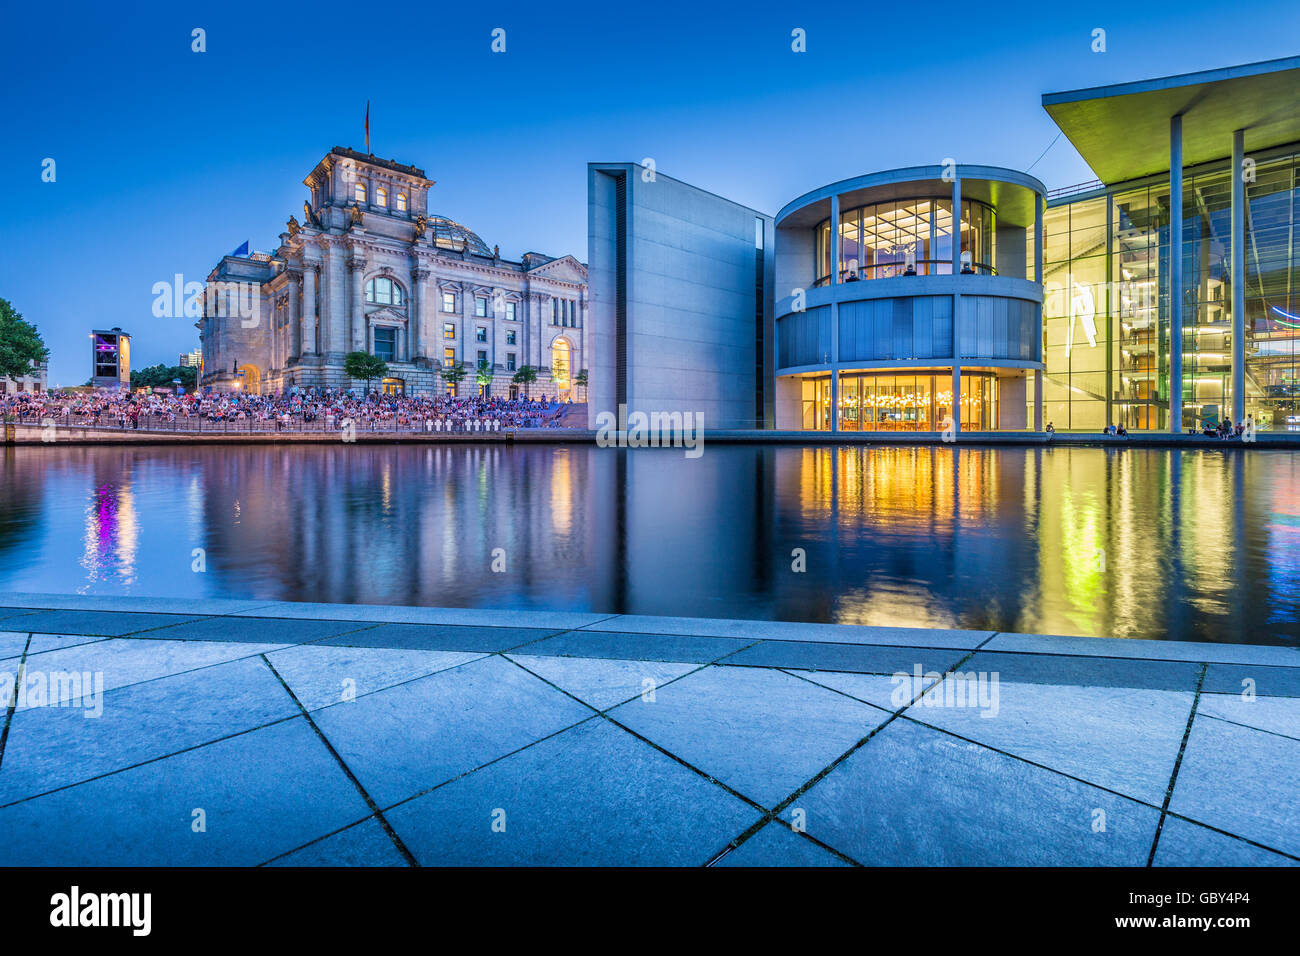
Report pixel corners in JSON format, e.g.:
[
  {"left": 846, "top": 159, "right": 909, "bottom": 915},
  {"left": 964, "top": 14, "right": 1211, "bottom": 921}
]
[
  {"left": 1034, "top": 368, "right": 1043, "bottom": 431},
  {"left": 1170, "top": 114, "right": 1184, "bottom": 433},
  {"left": 830, "top": 193, "right": 840, "bottom": 285},
  {"left": 952, "top": 362, "right": 962, "bottom": 435},
  {"left": 300, "top": 264, "right": 317, "bottom": 355},
  {"left": 952, "top": 175, "right": 963, "bottom": 274},
  {"left": 348, "top": 254, "right": 367, "bottom": 353},
  {"left": 1034, "top": 193, "right": 1044, "bottom": 284},
  {"left": 1231, "top": 127, "right": 1246, "bottom": 425}
]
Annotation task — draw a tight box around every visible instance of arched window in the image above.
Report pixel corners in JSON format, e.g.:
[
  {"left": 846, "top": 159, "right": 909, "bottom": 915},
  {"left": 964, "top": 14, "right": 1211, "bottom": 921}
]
[
  {"left": 365, "top": 277, "right": 405, "bottom": 307},
  {"left": 551, "top": 337, "right": 572, "bottom": 391},
  {"left": 376, "top": 187, "right": 388, "bottom": 208},
  {"left": 354, "top": 182, "right": 366, "bottom": 203},
  {"left": 396, "top": 192, "right": 408, "bottom": 212}
]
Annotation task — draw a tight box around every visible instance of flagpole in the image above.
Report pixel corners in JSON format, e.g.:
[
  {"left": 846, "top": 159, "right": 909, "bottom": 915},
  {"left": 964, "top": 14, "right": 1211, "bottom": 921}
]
[{"left": 365, "top": 101, "right": 370, "bottom": 154}]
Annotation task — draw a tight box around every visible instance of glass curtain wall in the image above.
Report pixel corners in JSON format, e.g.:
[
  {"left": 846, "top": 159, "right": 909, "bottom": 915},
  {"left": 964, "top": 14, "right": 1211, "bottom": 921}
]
[
  {"left": 1245, "top": 154, "right": 1300, "bottom": 430},
  {"left": 813, "top": 199, "right": 991, "bottom": 284},
  {"left": 1038, "top": 148, "right": 1300, "bottom": 432},
  {"left": 797, "top": 371, "right": 999, "bottom": 431}
]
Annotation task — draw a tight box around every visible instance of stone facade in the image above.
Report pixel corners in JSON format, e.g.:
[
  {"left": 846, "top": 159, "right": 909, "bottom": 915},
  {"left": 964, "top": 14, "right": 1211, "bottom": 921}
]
[
  {"left": 1, "top": 360, "right": 48, "bottom": 395},
  {"left": 199, "top": 147, "right": 588, "bottom": 398}
]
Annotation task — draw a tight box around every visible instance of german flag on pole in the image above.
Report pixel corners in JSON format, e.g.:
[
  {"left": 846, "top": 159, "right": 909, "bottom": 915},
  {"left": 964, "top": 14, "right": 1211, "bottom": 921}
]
[{"left": 365, "top": 102, "right": 370, "bottom": 153}]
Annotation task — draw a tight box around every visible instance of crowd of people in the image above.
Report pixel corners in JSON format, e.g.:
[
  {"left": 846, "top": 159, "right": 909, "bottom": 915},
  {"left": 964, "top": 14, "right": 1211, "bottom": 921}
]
[{"left": 0, "top": 386, "right": 574, "bottom": 432}]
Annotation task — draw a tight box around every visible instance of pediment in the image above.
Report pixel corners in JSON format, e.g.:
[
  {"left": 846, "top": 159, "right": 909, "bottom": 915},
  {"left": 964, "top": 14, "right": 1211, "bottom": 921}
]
[{"left": 527, "top": 254, "right": 588, "bottom": 282}]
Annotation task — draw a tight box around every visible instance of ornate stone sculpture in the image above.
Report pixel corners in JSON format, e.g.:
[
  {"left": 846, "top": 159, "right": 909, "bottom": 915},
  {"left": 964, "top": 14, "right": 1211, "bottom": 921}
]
[
  {"left": 413, "top": 214, "right": 428, "bottom": 240},
  {"left": 287, "top": 215, "right": 301, "bottom": 236},
  {"left": 350, "top": 205, "right": 363, "bottom": 227}
]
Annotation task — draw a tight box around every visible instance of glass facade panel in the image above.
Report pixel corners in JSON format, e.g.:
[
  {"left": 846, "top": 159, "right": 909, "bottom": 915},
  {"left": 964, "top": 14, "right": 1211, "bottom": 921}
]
[
  {"left": 818, "top": 198, "right": 995, "bottom": 284},
  {"left": 1036, "top": 146, "right": 1300, "bottom": 431}
]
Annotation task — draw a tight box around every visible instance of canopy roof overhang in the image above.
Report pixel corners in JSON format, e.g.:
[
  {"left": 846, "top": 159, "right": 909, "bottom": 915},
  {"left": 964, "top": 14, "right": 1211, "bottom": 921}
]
[{"left": 1043, "top": 56, "right": 1300, "bottom": 185}]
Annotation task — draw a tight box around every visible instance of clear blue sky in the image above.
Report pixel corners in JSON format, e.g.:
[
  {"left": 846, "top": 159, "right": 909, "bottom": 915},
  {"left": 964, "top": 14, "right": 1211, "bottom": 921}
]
[{"left": 3, "top": 0, "right": 1297, "bottom": 385}]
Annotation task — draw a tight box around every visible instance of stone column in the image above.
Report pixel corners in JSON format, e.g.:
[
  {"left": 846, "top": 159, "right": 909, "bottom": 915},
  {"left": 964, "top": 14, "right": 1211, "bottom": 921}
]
[
  {"left": 413, "top": 267, "right": 431, "bottom": 361},
  {"left": 348, "top": 252, "right": 367, "bottom": 353},
  {"left": 324, "top": 240, "right": 346, "bottom": 357},
  {"left": 287, "top": 270, "right": 302, "bottom": 361},
  {"left": 300, "top": 264, "right": 318, "bottom": 355}
]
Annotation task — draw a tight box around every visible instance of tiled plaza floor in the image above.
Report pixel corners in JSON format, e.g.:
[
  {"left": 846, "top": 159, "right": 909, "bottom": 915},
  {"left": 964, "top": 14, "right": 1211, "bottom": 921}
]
[{"left": 0, "top": 593, "right": 1295, "bottom": 866}]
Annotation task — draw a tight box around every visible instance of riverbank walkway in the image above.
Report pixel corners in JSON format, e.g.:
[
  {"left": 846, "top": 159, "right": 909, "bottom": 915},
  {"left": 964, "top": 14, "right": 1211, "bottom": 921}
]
[
  {"left": 0, "top": 593, "right": 1295, "bottom": 866},
  {"left": 6, "top": 421, "right": 1300, "bottom": 448}
]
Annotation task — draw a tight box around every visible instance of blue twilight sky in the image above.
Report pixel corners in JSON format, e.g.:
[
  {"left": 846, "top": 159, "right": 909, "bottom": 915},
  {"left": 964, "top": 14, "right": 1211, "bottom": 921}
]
[{"left": 2, "top": 0, "right": 1298, "bottom": 386}]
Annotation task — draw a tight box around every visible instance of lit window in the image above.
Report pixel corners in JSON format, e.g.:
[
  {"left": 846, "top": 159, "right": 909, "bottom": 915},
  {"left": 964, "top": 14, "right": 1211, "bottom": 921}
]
[
  {"left": 476, "top": 327, "right": 487, "bottom": 342},
  {"left": 354, "top": 182, "right": 366, "bottom": 203},
  {"left": 506, "top": 330, "right": 516, "bottom": 346},
  {"left": 443, "top": 348, "right": 455, "bottom": 368},
  {"left": 475, "top": 297, "right": 488, "bottom": 317},
  {"left": 505, "top": 301, "right": 516, "bottom": 321},
  {"left": 365, "top": 277, "right": 404, "bottom": 307},
  {"left": 442, "top": 292, "right": 456, "bottom": 313},
  {"left": 376, "top": 187, "right": 388, "bottom": 208},
  {"left": 443, "top": 323, "right": 455, "bottom": 339},
  {"left": 396, "top": 192, "right": 408, "bottom": 212}
]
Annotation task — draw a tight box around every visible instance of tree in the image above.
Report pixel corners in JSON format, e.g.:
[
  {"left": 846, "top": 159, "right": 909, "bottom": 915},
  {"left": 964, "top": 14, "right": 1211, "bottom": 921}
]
[
  {"left": 344, "top": 350, "right": 388, "bottom": 395},
  {"left": 131, "top": 364, "right": 197, "bottom": 391},
  {"left": 441, "top": 361, "right": 468, "bottom": 396},
  {"left": 512, "top": 364, "right": 538, "bottom": 400},
  {"left": 475, "top": 359, "right": 493, "bottom": 397},
  {"left": 574, "top": 368, "right": 589, "bottom": 402},
  {"left": 0, "top": 298, "right": 49, "bottom": 384}
]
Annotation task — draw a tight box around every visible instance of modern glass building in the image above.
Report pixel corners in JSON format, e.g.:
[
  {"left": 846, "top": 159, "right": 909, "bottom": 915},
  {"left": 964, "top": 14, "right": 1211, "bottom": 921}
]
[
  {"left": 590, "top": 56, "right": 1300, "bottom": 432},
  {"left": 1039, "top": 56, "right": 1300, "bottom": 432},
  {"left": 773, "top": 167, "right": 1045, "bottom": 433}
]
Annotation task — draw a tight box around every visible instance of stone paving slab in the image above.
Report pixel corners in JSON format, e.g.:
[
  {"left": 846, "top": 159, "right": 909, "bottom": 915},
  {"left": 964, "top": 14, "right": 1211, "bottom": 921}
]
[
  {"left": 0, "top": 657, "right": 299, "bottom": 804},
  {"left": 7, "top": 637, "right": 289, "bottom": 702},
  {"left": 0, "top": 718, "right": 371, "bottom": 866},
  {"left": 308, "top": 655, "right": 591, "bottom": 808},
  {"left": 580, "top": 614, "right": 992, "bottom": 648},
  {"left": 318, "top": 623, "right": 560, "bottom": 654},
  {"left": 713, "top": 822, "right": 850, "bottom": 867},
  {"left": 384, "top": 719, "right": 760, "bottom": 866},
  {"left": 227, "top": 599, "right": 612, "bottom": 632},
  {"left": 520, "top": 630, "right": 753, "bottom": 664},
  {"left": 1151, "top": 816, "right": 1298, "bottom": 867},
  {"left": 1196, "top": 694, "right": 1300, "bottom": 739},
  {"left": 608, "top": 665, "right": 891, "bottom": 808},
  {"left": 725, "top": 640, "right": 969, "bottom": 676},
  {"left": 1202, "top": 662, "right": 1300, "bottom": 698},
  {"left": 983, "top": 632, "right": 1300, "bottom": 667},
  {"left": 4, "top": 609, "right": 206, "bottom": 637},
  {"left": 0, "top": 596, "right": 1294, "bottom": 866},
  {"left": 142, "top": 615, "right": 378, "bottom": 645},
  {"left": 0, "top": 592, "right": 277, "bottom": 616},
  {"left": 1168, "top": 716, "right": 1300, "bottom": 858},
  {"left": 798, "top": 718, "right": 1164, "bottom": 865},
  {"left": 267, "top": 817, "right": 409, "bottom": 867}
]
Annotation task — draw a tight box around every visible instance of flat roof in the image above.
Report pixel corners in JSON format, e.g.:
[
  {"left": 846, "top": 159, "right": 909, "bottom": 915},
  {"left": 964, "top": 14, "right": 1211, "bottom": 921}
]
[{"left": 1043, "top": 56, "right": 1300, "bottom": 184}]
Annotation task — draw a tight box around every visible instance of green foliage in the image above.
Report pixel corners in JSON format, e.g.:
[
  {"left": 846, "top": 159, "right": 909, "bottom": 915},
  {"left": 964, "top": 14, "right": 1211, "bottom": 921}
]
[
  {"left": 344, "top": 350, "right": 389, "bottom": 390},
  {"left": 0, "top": 298, "right": 49, "bottom": 382},
  {"left": 130, "top": 364, "right": 197, "bottom": 390},
  {"left": 511, "top": 364, "right": 538, "bottom": 399},
  {"left": 475, "top": 360, "right": 493, "bottom": 387},
  {"left": 441, "top": 361, "right": 468, "bottom": 385}
]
